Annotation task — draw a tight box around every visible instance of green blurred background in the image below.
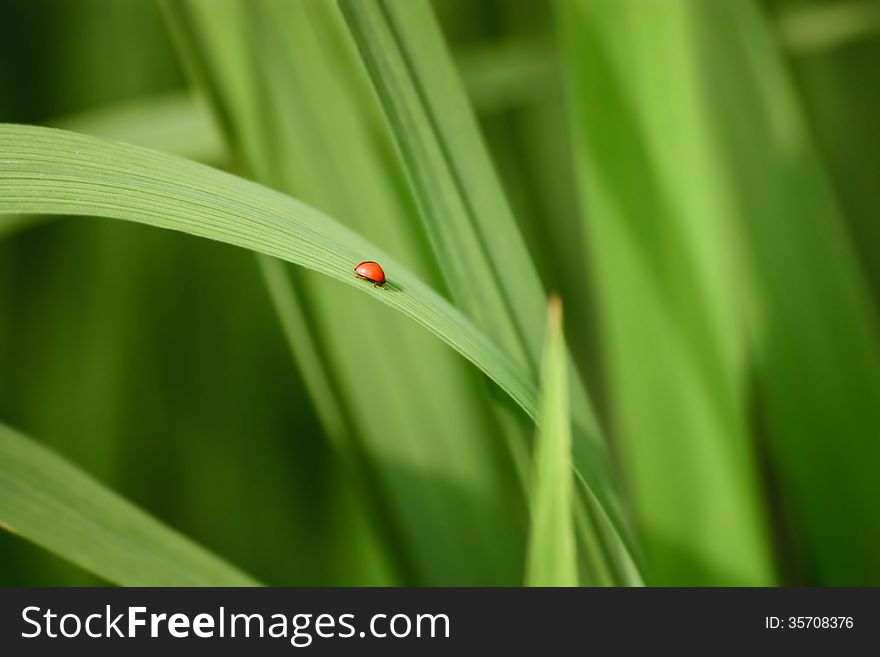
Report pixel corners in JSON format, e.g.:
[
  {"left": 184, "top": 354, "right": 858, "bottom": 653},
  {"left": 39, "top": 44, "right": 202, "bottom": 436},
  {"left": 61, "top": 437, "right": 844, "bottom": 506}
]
[{"left": 1, "top": 0, "right": 879, "bottom": 586}]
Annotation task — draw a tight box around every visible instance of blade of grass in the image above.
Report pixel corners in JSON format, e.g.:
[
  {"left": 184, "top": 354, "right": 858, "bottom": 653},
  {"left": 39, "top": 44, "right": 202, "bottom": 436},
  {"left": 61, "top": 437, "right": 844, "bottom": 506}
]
[
  {"left": 525, "top": 297, "right": 577, "bottom": 586},
  {"left": 1, "top": 93, "right": 223, "bottom": 240},
  {"left": 0, "top": 421, "right": 258, "bottom": 586},
  {"left": 0, "top": 123, "right": 538, "bottom": 423}
]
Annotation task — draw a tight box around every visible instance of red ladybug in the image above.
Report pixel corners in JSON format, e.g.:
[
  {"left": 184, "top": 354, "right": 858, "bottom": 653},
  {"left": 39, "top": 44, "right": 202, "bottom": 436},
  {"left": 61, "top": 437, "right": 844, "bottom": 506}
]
[{"left": 354, "top": 260, "right": 386, "bottom": 287}]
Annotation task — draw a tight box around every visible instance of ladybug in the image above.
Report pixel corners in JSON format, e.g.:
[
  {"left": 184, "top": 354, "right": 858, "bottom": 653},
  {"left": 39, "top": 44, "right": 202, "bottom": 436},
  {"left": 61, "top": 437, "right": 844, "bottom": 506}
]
[{"left": 354, "top": 260, "right": 386, "bottom": 287}]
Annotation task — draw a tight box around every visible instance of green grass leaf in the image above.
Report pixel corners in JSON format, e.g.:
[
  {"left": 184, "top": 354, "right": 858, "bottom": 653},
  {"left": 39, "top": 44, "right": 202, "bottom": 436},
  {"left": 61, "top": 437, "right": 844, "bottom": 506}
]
[
  {"left": 0, "top": 421, "right": 257, "bottom": 586},
  {"left": 525, "top": 298, "right": 577, "bottom": 586},
  {"left": 0, "top": 124, "right": 539, "bottom": 421},
  {"left": 1, "top": 94, "right": 222, "bottom": 241}
]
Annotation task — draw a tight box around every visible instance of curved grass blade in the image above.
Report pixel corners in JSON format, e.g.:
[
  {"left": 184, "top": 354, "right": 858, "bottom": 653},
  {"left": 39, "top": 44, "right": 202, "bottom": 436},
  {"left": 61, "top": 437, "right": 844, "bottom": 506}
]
[
  {"left": 1, "top": 94, "right": 223, "bottom": 240},
  {"left": 0, "top": 421, "right": 258, "bottom": 586},
  {"left": 0, "top": 123, "right": 537, "bottom": 421}
]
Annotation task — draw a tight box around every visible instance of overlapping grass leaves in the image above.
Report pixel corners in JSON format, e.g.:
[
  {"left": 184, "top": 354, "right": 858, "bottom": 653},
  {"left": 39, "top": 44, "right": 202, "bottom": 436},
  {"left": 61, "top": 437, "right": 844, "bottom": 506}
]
[
  {"left": 338, "top": 0, "right": 639, "bottom": 580},
  {"left": 161, "top": 0, "right": 524, "bottom": 584},
  {"left": 0, "top": 124, "right": 541, "bottom": 420}
]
